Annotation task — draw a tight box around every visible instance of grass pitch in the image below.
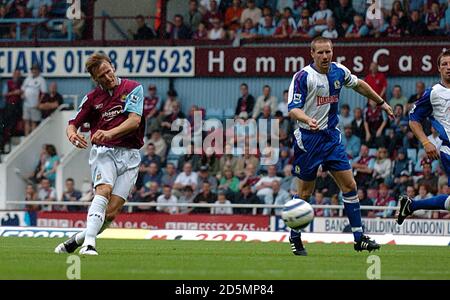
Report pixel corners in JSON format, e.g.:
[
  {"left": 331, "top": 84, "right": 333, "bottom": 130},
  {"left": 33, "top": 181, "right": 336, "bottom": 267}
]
[{"left": 0, "top": 237, "right": 449, "bottom": 280}]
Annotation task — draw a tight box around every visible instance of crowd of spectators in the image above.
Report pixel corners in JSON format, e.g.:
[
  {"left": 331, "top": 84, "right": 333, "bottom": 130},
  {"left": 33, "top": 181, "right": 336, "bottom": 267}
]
[
  {"left": 0, "top": 0, "right": 85, "bottom": 40},
  {"left": 0, "top": 64, "right": 64, "bottom": 154},
  {"left": 160, "top": 0, "right": 450, "bottom": 41},
  {"left": 14, "top": 61, "right": 449, "bottom": 219}
]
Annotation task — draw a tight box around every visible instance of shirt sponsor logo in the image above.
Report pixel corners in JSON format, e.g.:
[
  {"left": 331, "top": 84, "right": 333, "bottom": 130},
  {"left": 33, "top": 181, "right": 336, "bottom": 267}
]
[
  {"left": 102, "top": 105, "right": 123, "bottom": 121},
  {"left": 316, "top": 95, "right": 339, "bottom": 106}
]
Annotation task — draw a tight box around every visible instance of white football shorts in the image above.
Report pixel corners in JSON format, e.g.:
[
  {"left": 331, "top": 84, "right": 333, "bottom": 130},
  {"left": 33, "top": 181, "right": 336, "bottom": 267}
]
[{"left": 89, "top": 145, "right": 141, "bottom": 201}]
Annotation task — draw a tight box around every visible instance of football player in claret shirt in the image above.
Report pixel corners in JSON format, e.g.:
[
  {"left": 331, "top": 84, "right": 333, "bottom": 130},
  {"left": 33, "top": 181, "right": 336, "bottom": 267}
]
[{"left": 55, "top": 52, "right": 145, "bottom": 255}]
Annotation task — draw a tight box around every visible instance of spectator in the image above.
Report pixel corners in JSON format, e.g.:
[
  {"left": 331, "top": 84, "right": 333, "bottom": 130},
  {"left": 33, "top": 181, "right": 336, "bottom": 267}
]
[
  {"left": 129, "top": 15, "right": 156, "bottom": 40},
  {"left": 38, "top": 82, "right": 63, "bottom": 119},
  {"left": 390, "top": 0, "right": 408, "bottom": 29},
  {"left": 218, "top": 167, "right": 240, "bottom": 193},
  {"left": 178, "top": 185, "right": 196, "bottom": 214},
  {"left": 139, "top": 143, "right": 162, "bottom": 178},
  {"left": 161, "top": 163, "right": 178, "bottom": 188},
  {"left": 35, "top": 4, "right": 52, "bottom": 39},
  {"left": 137, "top": 181, "right": 160, "bottom": 212},
  {"left": 234, "top": 83, "right": 255, "bottom": 117},
  {"left": 252, "top": 85, "right": 278, "bottom": 119},
  {"left": 358, "top": 188, "right": 373, "bottom": 217},
  {"left": 384, "top": 14, "right": 404, "bottom": 37},
  {"left": 389, "top": 85, "right": 408, "bottom": 111},
  {"left": 1, "top": 69, "right": 22, "bottom": 151},
  {"left": 25, "top": 183, "right": 39, "bottom": 212},
  {"left": 311, "top": 190, "right": 331, "bottom": 217},
  {"left": 416, "top": 161, "right": 439, "bottom": 194},
  {"left": 211, "top": 189, "right": 233, "bottom": 214},
  {"left": 235, "top": 148, "right": 260, "bottom": 177},
  {"left": 208, "top": 17, "right": 226, "bottom": 39},
  {"left": 27, "top": 0, "right": 51, "bottom": 18},
  {"left": 364, "top": 62, "right": 387, "bottom": 101},
  {"left": 200, "top": 0, "right": 223, "bottom": 13},
  {"left": 372, "top": 147, "right": 392, "bottom": 186},
  {"left": 273, "top": 16, "right": 294, "bottom": 38},
  {"left": 407, "top": 80, "right": 426, "bottom": 105},
  {"left": 218, "top": 144, "right": 239, "bottom": 176},
  {"left": 240, "top": 0, "right": 262, "bottom": 26},
  {"left": 148, "top": 89, "right": 178, "bottom": 133},
  {"left": 36, "top": 144, "right": 59, "bottom": 186},
  {"left": 234, "top": 111, "right": 258, "bottom": 146},
  {"left": 406, "top": 10, "right": 428, "bottom": 36},
  {"left": 373, "top": 183, "right": 396, "bottom": 217},
  {"left": 275, "top": 145, "right": 290, "bottom": 174},
  {"left": 425, "top": 2, "right": 444, "bottom": 35},
  {"left": 309, "top": 0, "right": 333, "bottom": 37},
  {"left": 341, "top": 124, "right": 361, "bottom": 159},
  {"left": 173, "top": 162, "right": 198, "bottom": 194},
  {"left": 21, "top": 64, "right": 47, "bottom": 136},
  {"left": 193, "top": 182, "right": 217, "bottom": 213},
  {"left": 167, "top": 14, "right": 192, "bottom": 39},
  {"left": 412, "top": 184, "right": 434, "bottom": 219},
  {"left": 322, "top": 17, "right": 338, "bottom": 38},
  {"left": 280, "top": 164, "right": 294, "bottom": 194},
  {"left": 193, "top": 21, "right": 209, "bottom": 39},
  {"left": 352, "top": 144, "right": 375, "bottom": 189},
  {"left": 351, "top": 107, "right": 365, "bottom": 141},
  {"left": 277, "top": 90, "right": 289, "bottom": 117},
  {"left": 258, "top": 14, "right": 276, "bottom": 36},
  {"left": 389, "top": 104, "right": 408, "bottom": 135},
  {"left": 156, "top": 185, "right": 179, "bottom": 214},
  {"left": 255, "top": 165, "right": 281, "bottom": 205},
  {"left": 238, "top": 162, "right": 260, "bottom": 191},
  {"left": 224, "top": 0, "right": 243, "bottom": 32},
  {"left": 345, "top": 14, "right": 369, "bottom": 37},
  {"left": 142, "top": 162, "right": 162, "bottom": 189},
  {"left": 238, "top": 17, "right": 258, "bottom": 38},
  {"left": 37, "top": 177, "right": 56, "bottom": 211},
  {"left": 234, "top": 183, "right": 261, "bottom": 214},
  {"left": 291, "top": 16, "right": 313, "bottom": 38},
  {"left": 161, "top": 100, "right": 186, "bottom": 145},
  {"left": 338, "top": 103, "right": 353, "bottom": 131},
  {"left": 184, "top": 0, "right": 203, "bottom": 31},
  {"left": 443, "top": 2, "right": 450, "bottom": 35},
  {"left": 143, "top": 84, "right": 161, "bottom": 135},
  {"left": 62, "top": 178, "right": 82, "bottom": 212},
  {"left": 364, "top": 99, "right": 388, "bottom": 147},
  {"left": 177, "top": 144, "right": 202, "bottom": 172},
  {"left": 392, "top": 148, "right": 413, "bottom": 180},
  {"left": 428, "top": 126, "right": 442, "bottom": 150},
  {"left": 197, "top": 165, "right": 218, "bottom": 192},
  {"left": 333, "top": 0, "right": 355, "bottom": 36},
  {"left": 0, "top": 5, "right": 10, "bottom": 39},
  {"left": 267, "top": 180, "right": 290, "bottom": 215},
  {"left": 147, "top": 130, "right": 167, "bottom": 163},
  {"left": 203, "top": 0, "right": 224, "bottom": 28}
]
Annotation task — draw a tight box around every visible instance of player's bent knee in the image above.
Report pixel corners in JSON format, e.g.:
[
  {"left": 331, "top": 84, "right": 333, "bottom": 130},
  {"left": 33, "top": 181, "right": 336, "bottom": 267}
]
[
  {"left": 342, "top": 180, "right": 357, "bottom": 194},
  {"left": 95, "top": 184, "right": 112, "bottom": 199}
]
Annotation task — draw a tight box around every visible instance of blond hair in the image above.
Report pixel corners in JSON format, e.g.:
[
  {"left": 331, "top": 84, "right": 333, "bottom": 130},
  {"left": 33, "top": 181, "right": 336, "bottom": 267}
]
[{"left": 85, "top": 52, "right": 112, "bottom": 77}]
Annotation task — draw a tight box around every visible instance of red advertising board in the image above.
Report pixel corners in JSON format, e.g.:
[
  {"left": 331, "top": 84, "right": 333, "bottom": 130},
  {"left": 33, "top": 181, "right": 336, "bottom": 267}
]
[
  {"left": 196, "top": 45, "right": 444, "bottom": 77},
  {"left": 36, "top": 212, "right": 270, "bottom": 231}
]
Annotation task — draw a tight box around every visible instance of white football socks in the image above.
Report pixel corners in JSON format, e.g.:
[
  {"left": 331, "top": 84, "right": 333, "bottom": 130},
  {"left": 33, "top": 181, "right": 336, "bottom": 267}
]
[
  {"left": 82, "top": 195, "right": 108, "bottom": 248},
  {"left": 75, "top": 219, "right": 112, "bottom": 245}
]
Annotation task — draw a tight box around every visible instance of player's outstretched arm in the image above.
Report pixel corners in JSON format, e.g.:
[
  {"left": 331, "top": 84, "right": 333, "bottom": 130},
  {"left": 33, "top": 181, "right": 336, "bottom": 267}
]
[
  {"left": 409, "top": 120, "right": 440, "bottom": 160},
  {"left": 91, "top": 113, "right": 141, "bottom": 143},
  {"left": 288, "top": 108, "right": 318, "bottom": 131},
  {"left": 353, "top": 79, "right": 394, "bottom": 119}
]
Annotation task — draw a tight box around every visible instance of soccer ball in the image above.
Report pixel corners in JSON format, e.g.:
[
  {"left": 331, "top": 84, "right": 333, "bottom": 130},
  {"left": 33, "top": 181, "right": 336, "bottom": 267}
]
[{"left": 281, "top": 198, "right": 314, "bottom": 230}]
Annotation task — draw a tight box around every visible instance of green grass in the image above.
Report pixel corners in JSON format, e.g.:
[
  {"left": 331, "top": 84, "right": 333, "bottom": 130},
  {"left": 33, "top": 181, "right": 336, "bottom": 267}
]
[{"left": 0, "top": 237, "right": 449, "bottom": 280}]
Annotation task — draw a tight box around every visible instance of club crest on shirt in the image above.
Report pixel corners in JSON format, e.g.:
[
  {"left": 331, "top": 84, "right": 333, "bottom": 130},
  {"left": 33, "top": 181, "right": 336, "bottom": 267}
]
[
  {"left": 121, "top": 94, "right": 127, "bottom": 102},
  {"left": 334, "top": 80, "right": 341, "bottom": 89},
  {"left": 295, "top": 165, "right": 301, "bottom": 174},
  {"left": 96, "top": 173, "right": 102, "bottom": 181}
]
